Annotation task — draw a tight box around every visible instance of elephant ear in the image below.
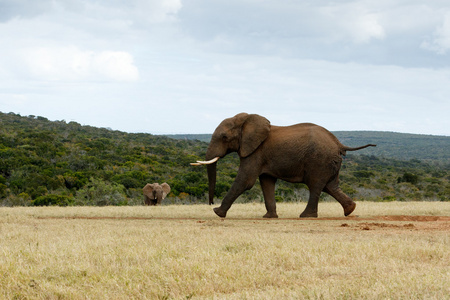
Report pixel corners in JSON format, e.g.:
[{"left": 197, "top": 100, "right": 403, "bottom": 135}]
[
  {"left": 142, "top": 183, "right": 154, "bottom": 197},
  {"left": 161, "top": 183, "right": 171, "bottom": 199},
  {"left": 239, "top": 114, "right": 270, "bottom": 157}
]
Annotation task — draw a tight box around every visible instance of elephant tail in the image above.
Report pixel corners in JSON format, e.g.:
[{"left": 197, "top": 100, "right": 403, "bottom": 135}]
[{"left": 341, "top": 144, "right": 376, "bottom": 156}]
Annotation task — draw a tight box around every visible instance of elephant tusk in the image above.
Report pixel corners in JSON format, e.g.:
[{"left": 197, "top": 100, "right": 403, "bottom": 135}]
[
  {"left": 190, "top": 157, "right": 220, "bottom": 166},
  {"left": 197, "top": 157, "right": 220, "bottom": 164}
]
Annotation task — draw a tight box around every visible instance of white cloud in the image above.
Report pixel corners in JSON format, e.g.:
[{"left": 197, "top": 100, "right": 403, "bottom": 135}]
[
  {"left": 92, "top": 51, "right": 140, "bottom": 82},
  {"left": 0, "top": 0, "right": 53, "bottom": 21},
  {"left": 22, "top": 47, "right": 139, "bottom": 82},
  {"left": 0, "top": 0, "right": 183, "bottom": 24},
  {"left": 320, "top": 3, "right": 385, "bottom": 44},
  {"left": 421, "top": 12, "right": 450, "bottom": 54},
  {"left": 136, "top": 0, "right": 182, "bottom": 23},
  {"left": 352, "top": 13, "right": 385, "bottom": 43}
]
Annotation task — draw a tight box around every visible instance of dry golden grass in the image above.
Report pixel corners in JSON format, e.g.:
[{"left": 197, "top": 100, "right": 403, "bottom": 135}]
[{"left": 1, "top": 202, "right": 449, "bottom": 299}]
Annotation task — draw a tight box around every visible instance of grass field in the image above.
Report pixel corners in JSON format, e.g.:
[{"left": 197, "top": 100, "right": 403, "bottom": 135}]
[{"left": 1, "top": 202, "right": 449, "bottom": 299}]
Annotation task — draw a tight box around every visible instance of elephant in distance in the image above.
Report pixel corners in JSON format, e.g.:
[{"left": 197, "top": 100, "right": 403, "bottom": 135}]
[
  {"left": 143, "top": 183, "right": 171, "bottom": 206},
  {"left": 191, "top": 113, "right": 376, "bottom": 218}
]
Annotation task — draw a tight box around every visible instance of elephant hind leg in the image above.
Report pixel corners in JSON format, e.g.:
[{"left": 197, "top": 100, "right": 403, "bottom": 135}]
[
  {"left": 324, "top": 182, "right": 356, "bottom": 216},
  {"left": 259, "top": 174, "right": 278, "bottom": 218},
  {"left": 299, "top": 186, "right": 322, "bottom": 218}
]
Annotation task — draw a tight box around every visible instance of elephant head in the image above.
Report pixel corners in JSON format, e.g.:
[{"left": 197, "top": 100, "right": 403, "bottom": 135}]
[
  {"left": 143, "top": 182, "right": 171, "bottom": 206},
  {"left": 191, "top": 113, "right": 270, "bottom": 204}
]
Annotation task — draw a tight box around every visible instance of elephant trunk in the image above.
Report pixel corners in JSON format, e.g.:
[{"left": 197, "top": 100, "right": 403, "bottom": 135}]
[{"left": 207, "top": 163, "right": 216, "bottom": 205}]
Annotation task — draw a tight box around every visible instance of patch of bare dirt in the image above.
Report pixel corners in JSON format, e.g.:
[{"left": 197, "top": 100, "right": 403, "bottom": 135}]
[
  {"left": 378, "top": 215, "right": 445, "bottom": 222},
  {"left": 357, "top": 222, "right": 416, "bottom": 231},
  {"left": 302, "top": 215, "right": 449, "bottom": 222},
  {"left": 337, "top": 216, "right": 449, "bottom": 231}
]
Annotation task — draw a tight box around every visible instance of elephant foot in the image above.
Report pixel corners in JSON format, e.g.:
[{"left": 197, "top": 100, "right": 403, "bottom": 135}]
[
  {"left": 343, "top": 202, "right": 356, "bottom": 216},
  {"left": 299, "top": 211, "right": 318, "bottom": 218},
  {"left": 263, "top": 212, "right": 278, "bottom": 218},
  {"left": 213, "top": 207, "right": 227, "bottom": 218}
]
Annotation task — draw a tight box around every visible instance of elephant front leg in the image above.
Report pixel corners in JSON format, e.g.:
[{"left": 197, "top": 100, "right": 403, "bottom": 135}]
[
  {"left": 259, "top": 174, "right": 278, "bottom": 218},
  {"left": 214, "top": 168, "right": 258, "bottom": 218}
]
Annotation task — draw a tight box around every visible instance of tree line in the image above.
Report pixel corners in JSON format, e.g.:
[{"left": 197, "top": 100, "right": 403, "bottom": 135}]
[{"left": 0, "top": 112, "right": 448, "bottom": 206}]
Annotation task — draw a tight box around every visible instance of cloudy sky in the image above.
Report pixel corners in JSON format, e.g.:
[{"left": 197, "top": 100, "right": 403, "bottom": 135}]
[{"left": 1, "top": 0, "right": 449, "bottom": 136}]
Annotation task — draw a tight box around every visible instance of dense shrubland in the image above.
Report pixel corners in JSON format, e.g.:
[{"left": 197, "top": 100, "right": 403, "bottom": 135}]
[{"left": 0, "top": 112, "right": 448, "bottom": 206}]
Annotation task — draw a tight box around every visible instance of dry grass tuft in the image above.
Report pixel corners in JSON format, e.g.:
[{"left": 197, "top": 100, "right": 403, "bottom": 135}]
[{"left": 1, "top": 202, "right": 449, "bottom": 299}]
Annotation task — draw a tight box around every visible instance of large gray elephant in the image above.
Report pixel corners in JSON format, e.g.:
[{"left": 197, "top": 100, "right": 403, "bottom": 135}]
[
  {"left": 143, "top": 183, "right": 171, "bottom": 205},
  {"left": 191, "top": 113, "right": 375, "bottom": 218}
]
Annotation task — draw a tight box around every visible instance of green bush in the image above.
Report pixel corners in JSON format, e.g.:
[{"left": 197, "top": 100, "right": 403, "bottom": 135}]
[
  {"left": 382, "top": 195, "right": 396, "bottom": 202},
  {"left": 75, "top": 177, "right": 127, "bottom": 206},
  {"left": 397, "top": 172, "right": 419, "bottom": 185},
  {"left": 32, "top": 194, "right": 74, "bottom": 206}
]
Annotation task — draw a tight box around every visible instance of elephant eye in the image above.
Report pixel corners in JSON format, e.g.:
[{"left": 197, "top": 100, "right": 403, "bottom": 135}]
[{"left": 222, "top": 134, "right": 228, "bottom": 142}]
